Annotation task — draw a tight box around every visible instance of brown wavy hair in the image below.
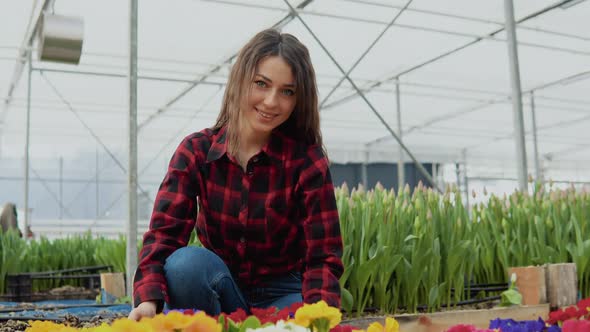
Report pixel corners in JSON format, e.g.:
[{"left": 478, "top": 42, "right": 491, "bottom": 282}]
[{"left": 212, "top": 28, "right": 322, "bottom": 157}]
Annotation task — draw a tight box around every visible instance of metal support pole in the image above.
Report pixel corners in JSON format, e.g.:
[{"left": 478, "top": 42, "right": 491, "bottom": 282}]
[
  {"left": 59, "top": 157, "right": 63, "bottom": 219},
  {"left": 127, "top": 0, "right": 139, "bottom": 298},
  {"left": 24, "top": 50, "right": 32, "bottom": 235},
  {"left": 96, "top": 148, "right": 99, "bottom": 218},
  {"left": 361, "top": 151, "right": 368, "bottom": 188},
  {"left": 2, "top": 0, "right": 55, "bottom": 136},
  {"left": 432, "top": 163, "right": 438, "bottom": 189},
  {"left": 462, "top": 150, "right": 470, "bottom": 215},
  {"left": 395, "top": 78, "right": 405, "bottom": 190},
  {"left": 503, "top": 0, "right": 528, "bottom": 191},
  {"left": 455, "top": 163, "right": 462, "bottom": 194},
  {"left": 530, "top": 92, "right": 542, "bottom": 182}
]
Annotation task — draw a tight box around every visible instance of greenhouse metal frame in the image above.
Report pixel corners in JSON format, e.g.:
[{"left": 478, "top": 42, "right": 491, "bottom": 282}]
[{"left": 1, "top": 0, "right": 589, "bottom": 293}]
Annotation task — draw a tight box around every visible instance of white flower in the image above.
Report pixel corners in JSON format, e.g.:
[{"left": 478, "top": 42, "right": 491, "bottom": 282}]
[
  {"left": 246, "top": 320, "right": 311, "bottom": 332},
  {"left": 511, "top": 272, "right": 517, "bottom": 284}
]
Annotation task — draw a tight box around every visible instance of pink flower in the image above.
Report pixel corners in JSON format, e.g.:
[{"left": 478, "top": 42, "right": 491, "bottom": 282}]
[
  {"left": 447, "top": 324, "right": 477, "bottom": 332},
  {"left": 330, "top": 325, "right": 356, "bottom": 332},
  {"left": 563, "top": 319, "right": 590, "bottom": 332},
  {"left": 446, "top": 324, "right": 495, "bottom": 332}
]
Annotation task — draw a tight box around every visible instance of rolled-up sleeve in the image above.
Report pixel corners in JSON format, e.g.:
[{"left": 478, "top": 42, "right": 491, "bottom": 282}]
[
  {"left": 299, "top": 145, "right": 344, "bottom": 308},
  {"left": 133, "top": 136, "right": 199, "bottom": 308}
]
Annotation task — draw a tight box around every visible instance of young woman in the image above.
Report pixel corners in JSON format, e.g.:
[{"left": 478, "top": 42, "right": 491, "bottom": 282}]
[{"left": 128, "top": 28, "right": 343, "bottom": 320}]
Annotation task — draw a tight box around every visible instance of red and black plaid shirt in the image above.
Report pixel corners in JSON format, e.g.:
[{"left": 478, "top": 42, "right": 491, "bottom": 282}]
[{"left": 133, "top": 126, "right": 343, "bottom": 308}]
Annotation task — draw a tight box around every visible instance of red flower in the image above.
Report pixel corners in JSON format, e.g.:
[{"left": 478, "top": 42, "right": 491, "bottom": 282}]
[
  {"left": 251, "top": 307, "right": 279, "bottom": 324},
  {"left": 565, "top": 306, "right": 583, "bottom": 320},
  {"left": 224, "top": 308, "right": 248, "bottom": 323},
  {"left": 547, "top": 306, "right": 584, "bottom": 325},
  {"left": 578, "top": 298, "right": 590, "bottom": 317},
  {"left": 548, "top": 309, "right": 571, "bottom": 325},
  {"left": 273, "top": 302, "right": 305, "bottom": 322}
]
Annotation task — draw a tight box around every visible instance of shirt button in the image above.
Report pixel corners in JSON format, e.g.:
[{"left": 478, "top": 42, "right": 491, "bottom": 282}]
[
  {"left": 240, "top": 237, "right": 245, "bottom": 243},
  {"left": 247, "top": 171, "right": 254, "bottom": 176},
  {"left": 252, "top": 157, "right": 259, "bottom": 163}
]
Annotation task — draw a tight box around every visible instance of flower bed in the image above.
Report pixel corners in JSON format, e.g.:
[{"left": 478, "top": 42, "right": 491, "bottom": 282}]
[{"left": 18, "top": 298, "right": 590, "bottom": 332}]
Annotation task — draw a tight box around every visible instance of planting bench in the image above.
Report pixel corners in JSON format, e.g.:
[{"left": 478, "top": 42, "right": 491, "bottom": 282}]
[{"left": 342, "top": 304, "right": 550, "bottom": 331}]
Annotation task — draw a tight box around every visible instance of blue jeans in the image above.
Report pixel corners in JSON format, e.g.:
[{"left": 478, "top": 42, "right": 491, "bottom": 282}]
[{"left": 164, "top": 246, "right": 302, "bottom": 316}]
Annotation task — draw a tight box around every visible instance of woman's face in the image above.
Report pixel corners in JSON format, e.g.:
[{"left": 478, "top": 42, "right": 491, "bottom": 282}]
[{"left": 240, "top": 56, "right": 297, "bottom": 138}]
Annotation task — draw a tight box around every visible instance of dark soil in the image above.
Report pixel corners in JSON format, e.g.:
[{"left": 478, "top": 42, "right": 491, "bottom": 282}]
[
  {"left": 0, "top": 313, "right": 126, "bottom": 331},
  {"left": 0, "top": 286, "right": 124, "bottom": 331}
]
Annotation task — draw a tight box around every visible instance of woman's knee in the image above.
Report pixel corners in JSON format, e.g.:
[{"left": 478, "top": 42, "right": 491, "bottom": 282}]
[{"left": 164, "top": 246, "right": 229, "bottom": 281}]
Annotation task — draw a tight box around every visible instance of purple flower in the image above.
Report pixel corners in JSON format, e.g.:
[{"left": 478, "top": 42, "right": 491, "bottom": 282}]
[{"left": 488, "top": 317, "right": 545, "bottom": 332}]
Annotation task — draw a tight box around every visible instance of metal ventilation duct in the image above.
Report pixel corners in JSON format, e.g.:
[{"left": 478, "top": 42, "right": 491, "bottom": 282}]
[{"left": 37, "top": 13, "right": 84, "bottom": 64}]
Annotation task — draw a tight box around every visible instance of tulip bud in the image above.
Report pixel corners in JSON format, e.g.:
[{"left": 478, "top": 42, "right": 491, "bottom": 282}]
[
  {"left": 341, "top": 182, "right": 350, "bottom": 197},
  {"left": 389, "top": 188, "right": 396, "bottom": 199},
  {"left": 375, "top": 181, "right": 384, "bottom": 191},
  {"left": 545, "top": 216, "right": 553, "bottom": 230},
  {"left": 414, "top": 216, "right": 422, "bottom": 233},
  {"left": 443, "top": 192, "right": 450, "bottom": 204},
  {"left": 501, "top": 218, "right": 509, "bottom": 230},
  {"left": 357, "top": 184, "right": 365, "bottom": 195}
]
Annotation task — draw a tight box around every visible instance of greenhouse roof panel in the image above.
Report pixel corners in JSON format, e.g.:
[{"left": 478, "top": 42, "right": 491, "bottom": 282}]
[{"left": 0, "top": 0, "right": 588, "bottom": 178}]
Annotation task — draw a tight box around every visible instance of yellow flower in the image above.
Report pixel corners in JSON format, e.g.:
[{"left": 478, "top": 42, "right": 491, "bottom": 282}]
[
  {"left": 146, "top": 311, "right": 221, "bottom": 332},
  {"left": 26, "top": 321, "right": 78, "bottom": 332},
  {"left": 294, "top": 300, "right": 342, "bottom": 331},
  {"left": 26, "top": 321, "right": 65, "bottom": 332},
  {"left": 109, "top": 318, "right": 155, "bottom": 332},
  {"left": 184, "top": 311, "right": 222, "bottom": 332},
  {"left": 367, "top": 317, "right": 399, "bottom": 332},
  {"left": 148, "top": 312, "right": 194, "bottom": 331},
  {"left": 58, "top": 327, "right": 79, "bottom": 332},
  {"left": 84, "top": 323, "right": 115, "bottom": 332}
]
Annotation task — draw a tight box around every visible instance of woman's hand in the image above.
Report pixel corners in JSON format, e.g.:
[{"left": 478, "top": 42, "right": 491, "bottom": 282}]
[{"left": 128, "top": 300, "right": 157, "bottom": 321}]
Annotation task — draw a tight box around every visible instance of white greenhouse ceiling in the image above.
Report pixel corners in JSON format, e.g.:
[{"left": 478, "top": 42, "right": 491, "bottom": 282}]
[{"left": 1, "top": 0, "right": 589, "bottom": 181}]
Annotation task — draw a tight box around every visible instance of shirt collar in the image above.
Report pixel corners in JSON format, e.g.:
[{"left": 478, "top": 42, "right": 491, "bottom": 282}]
[
  {"left": 205, "top": 126, "right": 291, "bottom": 165},
  {"left": 206, "top": 126, "right": 228, "bottom": 163}
]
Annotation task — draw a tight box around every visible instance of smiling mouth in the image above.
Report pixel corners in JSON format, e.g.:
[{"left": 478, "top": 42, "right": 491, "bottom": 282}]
[{"left": 256, "top": 108, "right": 277, "bottom": 119}]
